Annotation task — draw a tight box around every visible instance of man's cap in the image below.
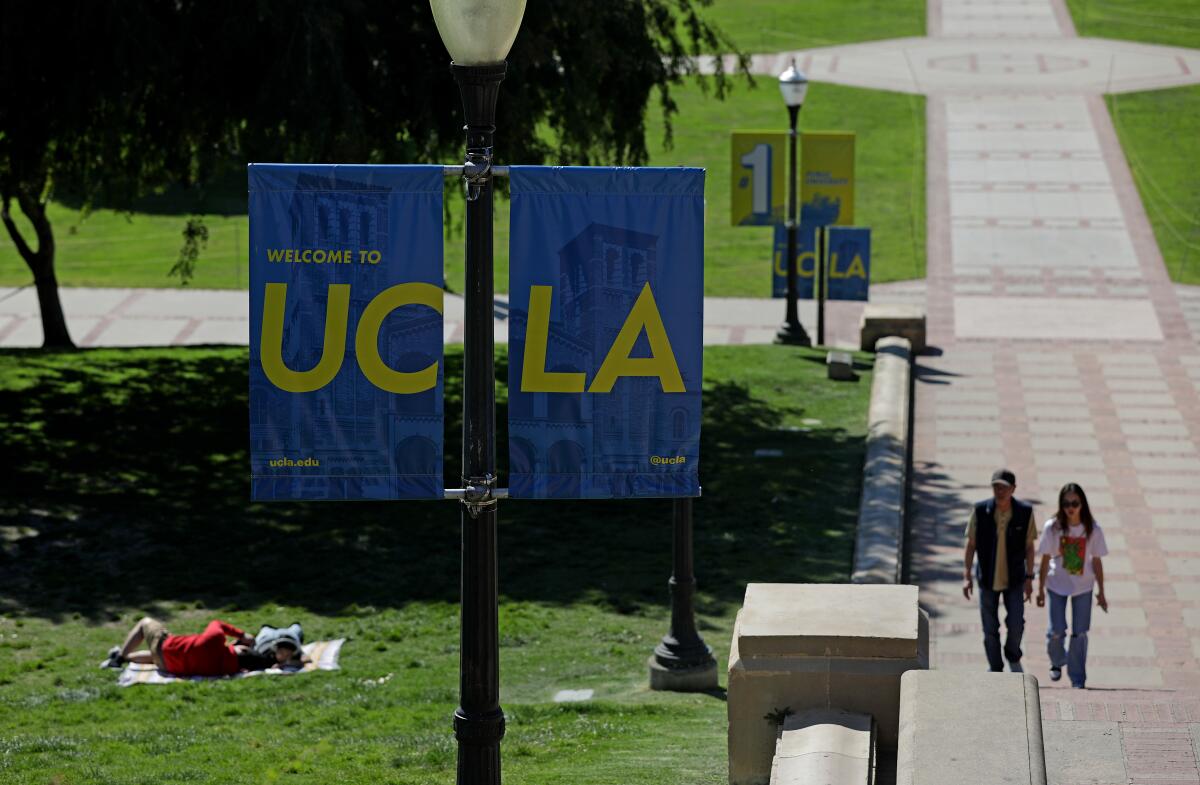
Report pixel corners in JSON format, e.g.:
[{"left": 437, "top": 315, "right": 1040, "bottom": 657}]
[{"left": 991, "top": 468, "right": 1016, "bottom": 487}]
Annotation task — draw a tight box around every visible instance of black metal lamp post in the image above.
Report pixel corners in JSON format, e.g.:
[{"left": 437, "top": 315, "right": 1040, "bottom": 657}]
[
  {"left": 649, "top": 497, "right": 718, "bottom": 690},
  {"left": 429, "top": 2, "right": 526, "bottom": 783},
  {"left": 775, "top": 59, "right": 812, "bottom": 347}
]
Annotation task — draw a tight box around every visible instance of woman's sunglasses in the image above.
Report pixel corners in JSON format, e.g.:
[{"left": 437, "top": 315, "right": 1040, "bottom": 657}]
[{"left": 1063, "top": 500, "right": 1082, "bottom": 509}]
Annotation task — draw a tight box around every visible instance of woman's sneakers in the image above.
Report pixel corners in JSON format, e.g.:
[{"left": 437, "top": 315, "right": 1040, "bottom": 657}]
[
  {"left": 1050, "top": 666, "right": 1062, "bottom": 682},
  {"left": 98, "top": 646, "right": 125, "bottom": 669}
]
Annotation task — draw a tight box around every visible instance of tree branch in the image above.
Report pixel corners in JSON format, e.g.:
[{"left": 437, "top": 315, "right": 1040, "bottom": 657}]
[
  {"left": 15, "top": 188, "right": 54, "bottom": 270},
  {"left": 0, "top": 193, "right": 38, "bottom": 268}
]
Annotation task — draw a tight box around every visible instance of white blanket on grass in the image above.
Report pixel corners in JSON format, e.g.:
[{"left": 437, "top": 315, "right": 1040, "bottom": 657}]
[{"left": 117, "top": 638, "right": 344, "bottom": 687}]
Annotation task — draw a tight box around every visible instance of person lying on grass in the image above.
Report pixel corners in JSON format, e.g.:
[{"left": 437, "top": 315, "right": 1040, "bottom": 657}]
[{"left": 99, "top": 617, "right": 306, "bottom": 676}]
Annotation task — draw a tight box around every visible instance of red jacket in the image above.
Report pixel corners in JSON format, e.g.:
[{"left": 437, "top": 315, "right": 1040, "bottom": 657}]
[{"left": 161, "top": 620, "right": 243, "bottom": 676}]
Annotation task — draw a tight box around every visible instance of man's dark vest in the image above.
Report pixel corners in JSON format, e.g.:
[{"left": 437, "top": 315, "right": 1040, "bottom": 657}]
[{"left": 974, "top": 498, "right": 1033, "bottom": 589}]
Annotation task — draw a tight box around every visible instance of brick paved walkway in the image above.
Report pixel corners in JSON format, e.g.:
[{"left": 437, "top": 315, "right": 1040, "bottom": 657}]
[{"left": 902, "top": 1, "right": 1200, "bottom": 782}]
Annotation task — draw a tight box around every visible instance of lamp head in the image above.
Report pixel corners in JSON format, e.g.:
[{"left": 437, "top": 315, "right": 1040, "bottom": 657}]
[
  {"left": 778, "top": 58, "right": 809, "bottom": 109},
  {"left": 430, "top": 0, "right": 527, "bottom": 65}
]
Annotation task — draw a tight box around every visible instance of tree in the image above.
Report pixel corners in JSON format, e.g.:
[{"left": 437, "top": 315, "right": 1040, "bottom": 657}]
[{"left": 0, "top": 1, "right": 741, "bottom": 349}]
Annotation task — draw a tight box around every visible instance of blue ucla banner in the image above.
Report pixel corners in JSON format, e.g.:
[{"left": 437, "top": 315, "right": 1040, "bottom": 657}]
[
  {"left": 507, "top": 167, "right": 704, "bottom": 499},
  {"left": 771, "top": 224, "right": 818, "bottom": 299},
  {"left": 827, "top": 227, "right": 871, "bottom": 302},
  {"left": 248, "top": 164, "right": 444, "bottom": 501},
  {"left": 772, "top": 225, "right": 870, "bottom": 301}
]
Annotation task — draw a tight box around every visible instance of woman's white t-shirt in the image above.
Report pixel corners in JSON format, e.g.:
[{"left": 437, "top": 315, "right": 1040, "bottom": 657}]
[{"left": 1036, "top": 519, "right": 1108, "bottom": 597}]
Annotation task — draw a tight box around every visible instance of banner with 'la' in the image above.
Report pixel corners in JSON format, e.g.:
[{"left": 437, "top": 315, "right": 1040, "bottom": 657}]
[{"left": 507, "top": 167, "right": 704, "bottom": 499}]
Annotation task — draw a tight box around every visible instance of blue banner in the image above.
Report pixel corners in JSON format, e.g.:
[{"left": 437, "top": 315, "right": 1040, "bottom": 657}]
[
  {"left": 508, "top": 167, "right": 704, "bottom": 499},
  {"left": 248, "top": 164, "right": 444, "bottom": 501},
  {"left": 771, "top": 224, "right": 818, "bottom": 299},
  {"left": 827, "top": 227, "right": 871, "bottom": 302}
]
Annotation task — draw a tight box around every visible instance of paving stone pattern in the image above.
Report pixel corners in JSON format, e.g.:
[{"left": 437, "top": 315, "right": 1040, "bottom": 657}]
[{"left": 901, "top": 1, "right": 1200, "bottom": 783}]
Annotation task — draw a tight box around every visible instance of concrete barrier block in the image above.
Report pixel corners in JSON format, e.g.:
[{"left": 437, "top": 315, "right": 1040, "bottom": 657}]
[
  {"left": 728, "top": 584, "right": 929, "bottom": 785},
  {"left": 860, "top": 304, "right": 926, "bottom": 353},
  {"left": 827, "top": 351, "right": 856, "bottom": 381},
  {"left": 896, "top": 671, "right": 1047, "bottom": 785}
]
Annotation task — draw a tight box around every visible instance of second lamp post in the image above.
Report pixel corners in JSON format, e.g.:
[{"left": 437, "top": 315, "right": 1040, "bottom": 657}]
[{"left": 775, "top": 59, "right": 812, "bottom": 347}]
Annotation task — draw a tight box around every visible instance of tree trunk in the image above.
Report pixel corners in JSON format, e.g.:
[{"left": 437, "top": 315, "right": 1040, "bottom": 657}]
[
  {"left": 1, "top": 189, "right": 75, "bottom": 349},
  {"left": 32, "top": 266, "right": 74, "bottom": 349}
]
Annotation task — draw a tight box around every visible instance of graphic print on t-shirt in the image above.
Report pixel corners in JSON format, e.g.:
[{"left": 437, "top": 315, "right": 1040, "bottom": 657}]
[{"left": 1061, "top": 536, "right": 1087, "bottom": 576}]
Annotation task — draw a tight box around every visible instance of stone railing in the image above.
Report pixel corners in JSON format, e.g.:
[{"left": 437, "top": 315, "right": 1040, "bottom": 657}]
[
  {"left": 852, "top": 336, "right": 912, "bottom": 585},
  {"left": 896, "top": 671, "right": 1047, "bottom": 785}
]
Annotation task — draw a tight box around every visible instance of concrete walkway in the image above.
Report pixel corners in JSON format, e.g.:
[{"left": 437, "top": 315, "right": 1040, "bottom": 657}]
[
  {"left": 0, "top": 282, "right": 925, "bottom": 349},
  {"left": 852, "top": 1, "right": 1200, "bottom": 783}
]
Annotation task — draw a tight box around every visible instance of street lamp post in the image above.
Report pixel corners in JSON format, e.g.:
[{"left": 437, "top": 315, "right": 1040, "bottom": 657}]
[
  {"left": 429, "top": 2, "right": 526, "bottom": 783},
  {"left": 649, "top": 497, "right": 718, "bottom": 691},
  {"left": 775, "top": 59, "right": 811, "bottom": 347}
]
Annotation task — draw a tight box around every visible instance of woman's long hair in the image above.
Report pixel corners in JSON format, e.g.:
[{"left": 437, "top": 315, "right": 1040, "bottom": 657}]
[{"left": 1054, "top": 483, "right": 1095, "bottom": 538}]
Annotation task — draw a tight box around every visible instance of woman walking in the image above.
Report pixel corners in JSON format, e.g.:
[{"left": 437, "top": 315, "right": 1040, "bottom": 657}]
[{"left": 1036, "top": 483, "right": 1109, "bottom": 688}]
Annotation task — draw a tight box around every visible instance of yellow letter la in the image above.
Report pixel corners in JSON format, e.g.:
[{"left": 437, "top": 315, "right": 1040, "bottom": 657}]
[
  {"left": 261, "top": 282, "right": 350, "bottom": 392},
  {"left": 588, "top": 283, "right": 685, "bottom": 394},
  {"left": 521, "top": 286, "right": 586, "bottom": 392},
  {"left": 828, "top": 252, "right": 867, "bottom": 280},
  {"left": 354, "top": 282, "right": 443, "bottom": 393}
]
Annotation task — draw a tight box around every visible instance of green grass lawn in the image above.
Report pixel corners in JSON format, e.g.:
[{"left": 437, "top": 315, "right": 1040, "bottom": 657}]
[
  {"left": 1064, "top": 2, "right": 1200, "bottom": 286},
  {"left": 0, "top": 343, "right": 872, "bottom": 784},
  {"left": 0, "top": 80, "right": 925, "bottom": 298},
  {"left": 701, "top": 0, "right": 925, "bottom": 53},
  {"left": 1106, "top": 86, "right": 1200, "bottom": 285},
  {"left": 1067, "top": 0, "right": 1200, "bottom": 49}
]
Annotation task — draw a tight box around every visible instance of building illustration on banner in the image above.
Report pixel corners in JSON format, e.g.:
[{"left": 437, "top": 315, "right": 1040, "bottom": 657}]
[
  {"left": 249, "top": 169, "right": 444, "bottom": 500},
  {"left": 508, "top": 222, "right": 701, "bottom": 498}
]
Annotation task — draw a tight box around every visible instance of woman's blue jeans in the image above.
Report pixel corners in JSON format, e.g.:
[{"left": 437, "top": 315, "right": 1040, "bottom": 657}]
[{"left": 1047, "top": 590, "right": 1092, "bottom": 687}]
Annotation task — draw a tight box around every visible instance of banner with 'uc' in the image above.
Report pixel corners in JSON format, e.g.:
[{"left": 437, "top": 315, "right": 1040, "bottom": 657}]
[
  {"left": 507, "top": 167, "right": 704, "bottom": 499},
  {"left": 248, "top": 164, "right": 444, "bottom": 501}
]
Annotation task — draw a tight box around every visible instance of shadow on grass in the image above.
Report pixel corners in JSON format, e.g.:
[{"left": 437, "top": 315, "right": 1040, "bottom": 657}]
[{"left": 0, "top": 347, "right": 863, "bottom": 622}]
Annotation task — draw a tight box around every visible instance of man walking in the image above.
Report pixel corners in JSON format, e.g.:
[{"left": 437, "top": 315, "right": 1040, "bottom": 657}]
[{"left": 963, "top": 469, "right": 1037, "bottom": 672}]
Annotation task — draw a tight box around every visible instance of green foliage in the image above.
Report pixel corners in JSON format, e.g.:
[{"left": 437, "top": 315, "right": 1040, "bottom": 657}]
[
  {"left": 168, "top": 218, "right": 210, "bottom": 285},
  {"left": 1106, "top": 86, "right": 1200, "bottom": 285},
  {"left": 1, "top": 1, "right": 741, "bottom": 197},
  {"left": 0, "top": 1, "right": 744, "bottom": 345},
  {"left": 0, "top": 343, "right": 870, "bottom": 782}
]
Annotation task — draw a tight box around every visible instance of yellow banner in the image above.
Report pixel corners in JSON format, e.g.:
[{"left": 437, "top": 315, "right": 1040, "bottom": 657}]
[
  {"left": 730, "top": 131, "right": 785, "bottom": 227},
  {"left": 801, "top": 132, "right": 855, "bottom": 226}
]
